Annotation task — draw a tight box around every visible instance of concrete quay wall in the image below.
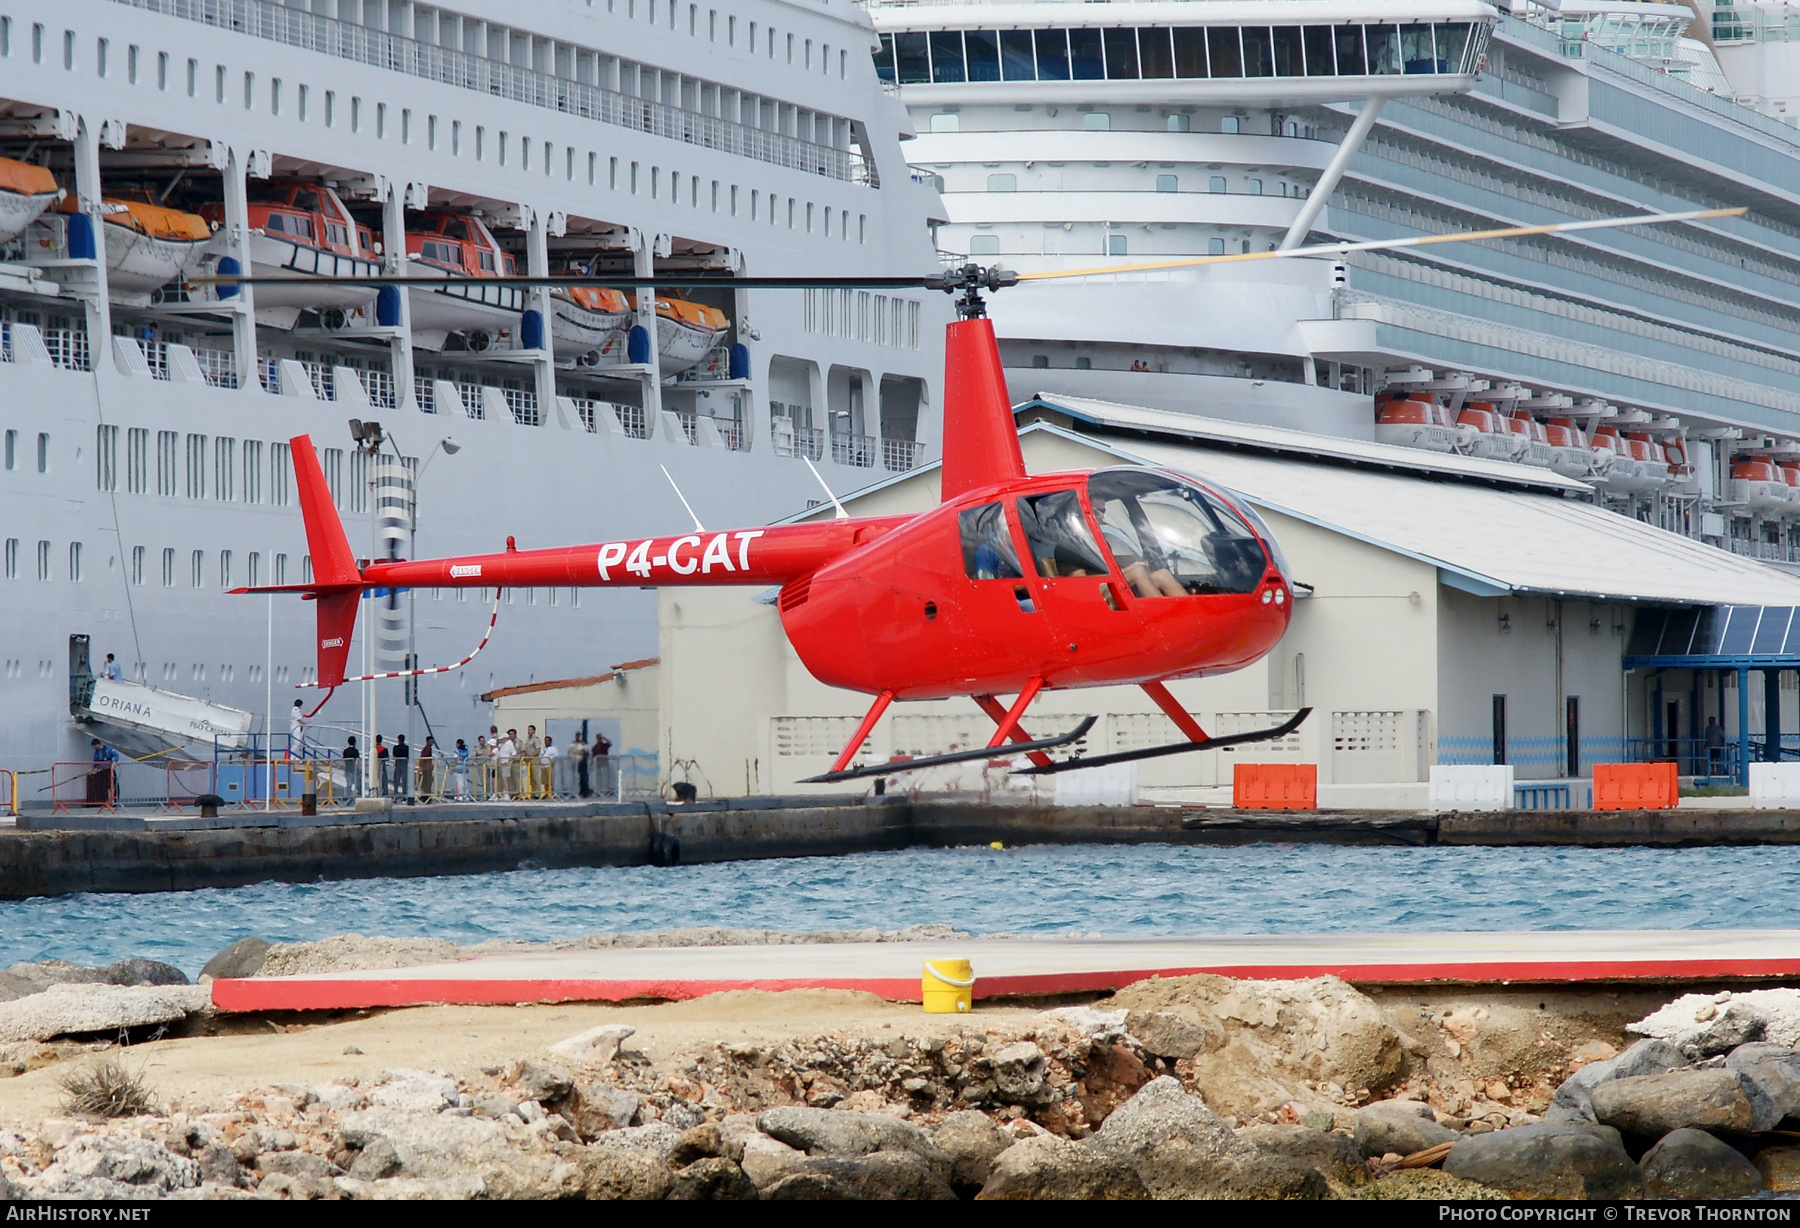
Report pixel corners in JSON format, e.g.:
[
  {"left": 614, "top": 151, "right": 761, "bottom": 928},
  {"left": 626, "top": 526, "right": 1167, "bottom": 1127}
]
[{"left": 3, "top": 801, "right": 1799, "bottom": 898}]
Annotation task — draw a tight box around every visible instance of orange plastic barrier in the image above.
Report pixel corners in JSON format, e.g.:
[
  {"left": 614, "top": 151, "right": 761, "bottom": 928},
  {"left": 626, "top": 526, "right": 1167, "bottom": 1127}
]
[
  {"left": 1234, "top": 762, "right": 1317, "bottom": 811},
  {"left": 1593, "top": 762, "right": 1678, "bottom": 811}
]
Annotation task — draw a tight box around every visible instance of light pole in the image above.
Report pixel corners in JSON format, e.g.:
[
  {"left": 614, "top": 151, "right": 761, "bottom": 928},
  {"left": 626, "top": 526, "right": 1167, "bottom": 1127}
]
[
  {"left": 383, "top": 430, "right": 460, "bottom": 762},
  {"left": 348, "top": 418, "right": 386, "bottom": 799}
]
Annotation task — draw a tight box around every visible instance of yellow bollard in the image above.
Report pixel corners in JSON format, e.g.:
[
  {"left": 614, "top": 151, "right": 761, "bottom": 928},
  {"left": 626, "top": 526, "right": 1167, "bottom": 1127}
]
[{"left": 921, "top": 959, "right": 974, "bottom": 1014}]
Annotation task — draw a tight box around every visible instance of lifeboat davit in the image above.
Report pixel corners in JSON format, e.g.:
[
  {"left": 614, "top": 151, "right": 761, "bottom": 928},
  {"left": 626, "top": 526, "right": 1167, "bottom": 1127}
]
[
  {"left": 1543, "top": 418, "right": 1602, "bottom": 481},
  {"left": 1456, "top": 404, "right": 1527, "bottom": 462},
  {"left": 199, "top": 183, "right": 380, "bottom": 328},
  {"left": 1779, "top": 463, "right": 1800, "bottom": 520},
  {"left": 551, "top": 283, "right": 633, "bottom": 366},
  {"left": 1373, "top": 392, "right": 1456, "bottom": 453},
  {"left": 1661, "top": 436, "right": 1695, "bottom": 482},
  {"left": 625, "top": 292, "right": 729, "bottom": 375},
  {"left": 0, "top": 157, "right": 61, "bottom": 243},
  {"left": 1591, "top": 426, "right": 1667, "bottom": 494},
  {"left": 1732, "top": 458, "right": 1792, "bottom": 519},
  {"left": 1500, "top": 409, "right": 1555, "bottom": 469},
  {"left": 22, "top": 193, "right": 212, "bottom": 300},
  {"left": 404, "top": 212, "right": 525, "bottom": 350}
]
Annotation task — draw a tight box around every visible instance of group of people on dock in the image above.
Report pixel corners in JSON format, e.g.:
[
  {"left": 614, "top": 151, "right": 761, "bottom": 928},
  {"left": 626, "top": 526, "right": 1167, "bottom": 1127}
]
[{"left": 320, "top": 723, "right": 612, "bottom": 806}]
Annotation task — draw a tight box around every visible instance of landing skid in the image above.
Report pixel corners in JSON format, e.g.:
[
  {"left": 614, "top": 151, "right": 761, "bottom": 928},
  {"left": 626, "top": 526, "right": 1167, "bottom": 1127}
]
[
  {"left": 799, "top": 717, "right": 1098, "bottom": 784},
  {"left": 1011, "top": 708, "right": 1312, "bottom": 776}
]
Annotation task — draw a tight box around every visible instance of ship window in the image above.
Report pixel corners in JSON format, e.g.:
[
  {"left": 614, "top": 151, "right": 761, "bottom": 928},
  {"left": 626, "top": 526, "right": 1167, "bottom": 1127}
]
[
  {"left": 1172, "top": 29, "right": 1207, "bottom": 77},
  {"left": 248, "top": 552, "right": 259, "bottom": 587},
  {"left": 1401, "top": 23, "right": 1438, "bottom": 72},
  {"left": 1000, "top": 30, "right": 1035, "bottom": 80},
  {"left": 1249, "top": 178, "right": 1263, "bottom": 194},
  {"left": 191, "top": 550, "right": 204, "bottom": 588},
  {"left": 969, "top": 235, "right": 1000, "bottom": 255},
  {"left": 1221, "top": 115, "right": 1240, "bottom": 134},
  {"left": 1272, "top": 26, "right": 1303, "bottom": 76},
  {"left": 1019, "top": 491, "right": 1110, "bottom": 579},
  {"left": 1075, "top": 356, "right": 1091, "bottom": 370},
  {"left": 68, "top": 542, "right": 81, "bottom": 583},
  {"left": 3, "top": 429, "right": 13, "bottom": 470},
  {"left": 1209, "top": 238, "right": 1226, "bottom": 255},
  {"left": 1083, "top": 112, "right": 1110, "bottom": 131},
  {"left": 1139, "top": 27, "right": 1174, "bottom": 78},
  {"left": 1209, "top": 176, "right": 1227, "bottom": 193},
  {"left": 960, "top": 503, "right": 1024, "bottom": 581},
  {"left": 1211, "top": 29, "right": 1244, "bottom": 77},
  {"left": 219, "top": 549, "right": 231, "bottom": 588},
  {"left": 1168, "top": 113, "right": 1190, "bottom": 132},
  {"left": 271, "top": 78, "right": 281, "bottom": 115},
  {"left": 1156, "top": 174, "right": 1178, "bottom": 192},
  {"left": 1304, "top": 26, "right": 1335, "bottom": 74},
  {"left": 243, "top": 70, "right": 254, "bottom": 110},
  {"left": 1103, "top": 28, "right": 1138, "bottom": 78},
  {"left": 274, "top": 553, "right": 287, "bottom": 585},
  {"left": 987, "top": 173, "right": 1016, "bottom": 192},
  {"left": 1436, "top": 22, "right": 1474, "bottom": 72},
  {"left": 161, "top": 548, "right": 173, "bottom": 587},
  {"left": 36, "top": 432, "right": 48, "bottom": 473},
  {"left": 1033, "top": 29, "right": 1069, "bottom": 80},
  {"left": 929, "top": 113, "right": 958, "bottom": 133},
  {"left": 3, "top": 540, "right": 15, "bottom": 580},
  {"left": 131, "top": 546, "right": 144, "bottom": 586},
  {"left": 158, "top": 52, "right": 168, "bottom": 90},
  {"left": 1070, "top": 28, "right": 1104, "bottom": 79},
  {"left": 478, "top": 250, "right": 497, "bottom": 272},
  {"left": 264, "top": 212, "right": 286, "bottom": 235},
  {"left": 298, "top": 83, "right": 307, "bottom": 121},
  {"left": 893, "top": 32, "right": 929, "bottom": 84},
  {"left": 929, "top": 30, "right": 964, "bottom": 82},
  {"left": 1243, "top": 27, "right": 1273, "bottom": 76},
  {"left": 1107, "top": 234, "right": 1127, "bottom": 255},
  {"left": 1368, "top": 23, "right": 1402, "bottom": 74},
  {"left": 1089, "top": 471, "right": 1265, "bottom": 598},
  {"left": 37, "top": 540, "right": 50, "bottom": 582},
  {"left": 1334, "top": 26, "right": 1367, "bottom": 74},
  {"left": 964, "top": 30, "right": 1001, "bottom": 82}
]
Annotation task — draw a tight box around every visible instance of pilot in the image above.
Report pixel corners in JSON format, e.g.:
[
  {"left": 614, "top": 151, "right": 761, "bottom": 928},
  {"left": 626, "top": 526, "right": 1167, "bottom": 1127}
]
[{"left": 1101, "top": 525, "right": 1185, "bottom": 599}]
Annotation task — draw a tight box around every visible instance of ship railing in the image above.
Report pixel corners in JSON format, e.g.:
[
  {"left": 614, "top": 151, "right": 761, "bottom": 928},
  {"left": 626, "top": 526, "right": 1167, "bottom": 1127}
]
[
  {"left": 616, "top": 403, "right": 648, "bottom": 439},
  {"left": 881, "top": 437, "right": 925, "bottom": 472},
  {"left": 831, "top": 431, "right": 877, "bottom": 468},
  {"left": 413, "top": 376, "right": 436, "bottom": 414},
  {"left": 43, "top": 327, "right": 91, "bottom": 372},
  {"left": 115, "top": 0, "right": 869, "bottom": 185},
  {"left": 671, "top": 408, "right": 748, "bottom": 450},
  {"left": 778, "top": 424, "right": 826, "bottom": 462},
  {"left": 361, "top": 368, "right": 397, "bottom": 408},
  {"left": 502, "top": 387, "right": 539, "bottom": 426},
  {"left": 141, "top": 340, "right": 170, "bottom": 380},
  {"left": 192, "top": 346, "right": 238, "bottom": 388},
  {"left": 458, "top": 384, "right": 484, "bottom": 419},
  {"left": 0, "top": 769, "right": 15, "bottom": 817},
  {"left": 301, "top": 361, "right": 334, "bottom": 401}
]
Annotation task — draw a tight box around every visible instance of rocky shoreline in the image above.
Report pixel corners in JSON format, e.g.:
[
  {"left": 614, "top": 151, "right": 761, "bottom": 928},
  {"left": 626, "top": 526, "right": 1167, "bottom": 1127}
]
[{"left": 0, "top": 934, "right": 1797, "bottom": 1200}]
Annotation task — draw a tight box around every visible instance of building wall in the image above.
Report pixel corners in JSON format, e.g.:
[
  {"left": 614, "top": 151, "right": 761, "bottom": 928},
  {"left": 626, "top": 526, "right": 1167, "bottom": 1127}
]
[{"left": 1435, "top": 589, "right": 1628, "bottom": 778}]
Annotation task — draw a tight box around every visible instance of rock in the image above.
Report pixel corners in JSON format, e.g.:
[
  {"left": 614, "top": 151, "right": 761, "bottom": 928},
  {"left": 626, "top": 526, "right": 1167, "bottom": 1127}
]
[
  {"left": 0, "top": 982, "right": 205, "bottom": 1042},
  {"left": 1639, "top": 1128, "right": 1763, "bottom": 1199},
  {"left": 367, "top": 1069, "right": 458, "bottom": 1114},
  {"left": 0, "top": 1174, "right": 20, "bottom": 1200},
  {"left": 510, "top": 1059, "right": 574, "bottom": 1104},
  {"left": 334, "top": 1174, "right": 485, "bottom": 1200},
  {"left": 1566, "top": 1040, "right": 1618, "bottom": 1071},
  {"left": 991, "top": 1041, "right": 1050, "bottom": 1103},
  {"left": 258, "top": 1171, "right": 335, "bottom": 1200},
  {"left": 1127, "top": 1008, "right": 1221, "bottom": 1061},
  {"left": 756, "top": 1106, "right": 939, "bottom": 1166},
  {"left": 932, "top": 1110, "right": 1013, "bottom": 1192},
  {"left": 197, "top": 1144, "right": 243, "bottom": 1187},
  {"left": 1630, "top": 992, "right": 1800, "bottom": 1057},
  {"left": 1238, "top": 1124, "right": 1366, "bottom": 1184},
  {"left": 1590, "top": 1069, "right": 1782, "bottom": 1137},
  {"left": 666, "top": 1156, "right": 759, "bottom": 1200},
  {"left": 1358, "top": 1169, "right": 1510, "bottom": 1200},
  {"left": 4, "top": 960, "right": 107, "bottom": 991},
  {"left": 260, "top": 1151, "right": 338, "bottom": 1179},
  {"left": 573, "top": 1143, "right": 673, "bottom": 1200},
  {"left": 548, "top": 1023, "right": 636, "bottom": 1064},
  {"left": 1213, "top": 1151, "right": 1330, "bottom": 1200},
  {"left": 670, "top": 1124, "right": 745, "bottom": 1167},
  {"left": 0, "top": 973, "right": 38, "bottom": 1004},
  {"left": 1443, "top": 1124, "right": 1645, "bottom": 1199},
  {"left": 470, "top": 1093, "right": 519, "bottom": 1120},
  {"left": 764, "top": 1152, "right": 957, "bottom": 1201},
  {"left": 1042, "top": 1006, "right": 1128, "bottom": 1042},
  {"left": 102, "top": 958, "right": 189, "bottom": 987},
  {"left": 976, "top": 1133, "right": 1151, "bottom": 1200},
  {"left": 1550, "top": 1038, "right": 1689, "bottom": 1122},
  {"left": 1354, "top": 1100, "right": 1460, "bottom": 1159},
  {"left": 1726, "top": 1042, "right": 1800, "bottom": 1120},
  {"left": 737, "top": 1133, "right": 807, "bottom": 1189},
  {"left": 42, "top": 1135, "right": 201, "bottom": 1194},
  {"left": 348, "top": 1138, "right": 401, "bottom": 1181},
  {"left": 1754, "top": 1145, "right": 1800, "bottom": 1192},
  {"left": 200, "top": 937, "right": 271, "bottom": 981},
  {"left": 590, "top": 1122, "right": 683, "bottom": 1166},
  {"left": 568, "top": 1084, "right": 639, "bottom": 1137},
  {"left": 1088, "top": 1076, "right": 1257, "bottom": 1199}
]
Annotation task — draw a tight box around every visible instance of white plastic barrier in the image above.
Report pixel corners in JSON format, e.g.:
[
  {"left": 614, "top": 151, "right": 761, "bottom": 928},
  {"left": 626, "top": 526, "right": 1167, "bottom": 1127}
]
[
  {"left": 1429, "top": 764, "right": 1514, "bottom": 811},
  {"left": 1748, "top": 762, "right": 1800, "bottom": 809},
  {"left": 1053, "top": 762, "right": 1139, "bottom": 808}
]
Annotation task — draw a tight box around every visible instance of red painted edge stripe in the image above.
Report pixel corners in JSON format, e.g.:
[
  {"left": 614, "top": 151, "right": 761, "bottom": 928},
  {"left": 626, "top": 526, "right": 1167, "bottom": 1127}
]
[{"left": 210, "top": 957, "right": 1800, "bottom": 1013}]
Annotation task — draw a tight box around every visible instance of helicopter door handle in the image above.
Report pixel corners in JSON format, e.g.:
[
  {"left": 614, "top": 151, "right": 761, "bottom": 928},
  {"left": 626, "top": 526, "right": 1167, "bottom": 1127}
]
[{"left": 1013, "top": 585, "right": 1037, "bottom": 613}]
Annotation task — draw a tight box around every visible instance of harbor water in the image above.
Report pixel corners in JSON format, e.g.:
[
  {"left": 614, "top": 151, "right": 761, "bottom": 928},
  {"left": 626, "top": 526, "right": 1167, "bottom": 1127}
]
[{"left": 4, "top": 843, "right": 1799, "bottom": 977}]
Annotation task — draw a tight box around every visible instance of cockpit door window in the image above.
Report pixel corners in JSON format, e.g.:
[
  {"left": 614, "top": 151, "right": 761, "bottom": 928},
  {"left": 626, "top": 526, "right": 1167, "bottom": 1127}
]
[
  {"left": 1088, "top": 471, "right": 1267, "bottom": 597},
  {"left": 1017, "top": 490, "right": 1110, "bottom": 578},
  {"left": 959, "top": 502, "right": 1024, "bottom": 580}
]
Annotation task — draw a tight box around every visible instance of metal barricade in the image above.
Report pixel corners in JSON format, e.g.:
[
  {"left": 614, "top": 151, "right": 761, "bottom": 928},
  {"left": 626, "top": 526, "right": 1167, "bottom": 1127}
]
[
  {"left": 0, "top": 769, "right": 15, "bottom": 816},
  {"left": 51, "top": 762, "right": 118, "bottom": 813},
  {"left": 164, "top": 759, "right": 214, "bottom": 812}
]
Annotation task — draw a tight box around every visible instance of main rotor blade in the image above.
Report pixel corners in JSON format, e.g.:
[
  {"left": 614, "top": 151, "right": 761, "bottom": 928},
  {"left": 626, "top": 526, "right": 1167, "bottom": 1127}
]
[
  {"left": 1011, "top": 708, "right": 1313, "bottom": 776},
  {"left": 1016, "top": 207, "right": 1748, "bottom": 283},
  {"left": 189, "top": 271, "right": 945, "bottom": 289},
  {"left": 797, "top": 716, "right": 1098, "bottom": 784}
]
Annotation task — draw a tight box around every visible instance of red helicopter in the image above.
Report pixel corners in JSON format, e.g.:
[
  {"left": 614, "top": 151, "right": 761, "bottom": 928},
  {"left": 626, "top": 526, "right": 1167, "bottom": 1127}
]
[{"left": 230, "top": 206, "right": 1741, "bottom": 781}]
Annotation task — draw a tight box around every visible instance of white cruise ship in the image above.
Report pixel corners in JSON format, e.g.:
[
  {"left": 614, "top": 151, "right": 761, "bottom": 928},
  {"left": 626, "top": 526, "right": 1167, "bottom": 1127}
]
[
  {"left": 870, "top": 0, "right": 1800, "bottom": 562},
  {"left": 0, "top": 0, "right": 949, "bottom": 786}
]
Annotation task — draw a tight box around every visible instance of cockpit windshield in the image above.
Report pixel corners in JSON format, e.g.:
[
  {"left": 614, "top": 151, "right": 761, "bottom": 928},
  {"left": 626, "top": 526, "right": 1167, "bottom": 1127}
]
[{"left": 1087, "top": 470, "right": 1268, "bottom": 597}]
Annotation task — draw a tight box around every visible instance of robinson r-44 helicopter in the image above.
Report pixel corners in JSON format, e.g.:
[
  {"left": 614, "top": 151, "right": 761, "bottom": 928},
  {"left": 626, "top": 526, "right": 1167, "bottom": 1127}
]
[{"left": 227, "top": 205, "right": 1742, "bottom": 782}]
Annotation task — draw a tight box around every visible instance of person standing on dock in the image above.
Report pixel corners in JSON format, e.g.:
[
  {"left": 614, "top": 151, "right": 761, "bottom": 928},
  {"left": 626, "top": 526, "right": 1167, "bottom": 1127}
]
[
  {"left": 453, "top": 738, "right": 472, "bottom": 800},
  {"left": 86, "top": 739, "right": 119, "bottom": 807},
  {"left": 496, "top": 730, "right": 518, "bottom": 799},
  {"left": 341, "top": 736, "right": 360, "bottom": 802},
  {"left": 374, "top": 735, "right": 390, "bottom": 797},
  {"left": 289, "top": 699, "right": 306, "bottom": 759},
  {"left": 571, "top": 732, "right": 590, "bottom": 798},
  {"left": 593, "top": 730, "right": 614, "bottom": 799},
  {"left": 520, "top": 725, "right": 543, "bottom": 797},
  {"left": 540, "top": 736, "right": 560, "bottom": 799},
  {"left": 416, "top": 736, "right": 436, "bottom": 801},
  {"left": 393, "top": 734, "right": 411, "bottom": 801}
]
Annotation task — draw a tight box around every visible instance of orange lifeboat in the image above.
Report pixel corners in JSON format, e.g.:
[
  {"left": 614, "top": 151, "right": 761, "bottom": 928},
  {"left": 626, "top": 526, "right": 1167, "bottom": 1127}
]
[
  {"left": 1456, "top": 403, "right": 1525, "bottom": 461},
  {"left": 0, "top": 156, "right": 61, "bottom": 243},
  {"left": 404, "top": 211, "right": 525, "bottom": 350},
  {"left": 198, "top": 181, "right": 382, "bottom": 326},
  {"left": 1373, "top": 392, "right": 1456, "bottom": 454},
  {"left": 550, "top": 282, "right": 634, "bottom": 367},
  {"left": 1731, "top": 458, "right": 1791, "bottom": 519},
  {"left": 1592, "top": 426, "right": 1663, "bottom": 494},
  {"left": 1501, "top": 409, "right": 1554, "bottom": 469},
  {"left": 1543, "top": 418, "right": 1600, "bottom": 480}
]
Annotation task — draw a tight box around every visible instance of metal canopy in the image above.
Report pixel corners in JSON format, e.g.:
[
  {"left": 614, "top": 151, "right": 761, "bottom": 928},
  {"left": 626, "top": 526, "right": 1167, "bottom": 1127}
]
[{"left": 1624, "top": 606, "right": 1800, "bottom": 669}]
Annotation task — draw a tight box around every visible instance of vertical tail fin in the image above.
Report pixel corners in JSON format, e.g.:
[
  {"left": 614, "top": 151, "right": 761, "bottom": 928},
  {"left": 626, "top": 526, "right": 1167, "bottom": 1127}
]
[
  {"left": 288, "top": 435, "right": 363, "bottom": 687},
  {"left": 938, "top": 318, "right": 1026, "bottom": 502},
  {"left": 290, "top": 434, "right": 361, "bottom": 586}
]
